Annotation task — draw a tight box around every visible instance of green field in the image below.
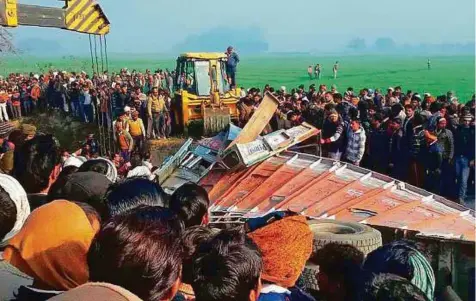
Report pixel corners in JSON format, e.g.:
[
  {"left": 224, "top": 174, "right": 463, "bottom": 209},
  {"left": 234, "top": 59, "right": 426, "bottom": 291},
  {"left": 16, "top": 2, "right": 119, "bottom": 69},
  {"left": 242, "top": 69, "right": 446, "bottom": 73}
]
[{"left": 1, "top": 54, "right": 474, "bottom": 101}]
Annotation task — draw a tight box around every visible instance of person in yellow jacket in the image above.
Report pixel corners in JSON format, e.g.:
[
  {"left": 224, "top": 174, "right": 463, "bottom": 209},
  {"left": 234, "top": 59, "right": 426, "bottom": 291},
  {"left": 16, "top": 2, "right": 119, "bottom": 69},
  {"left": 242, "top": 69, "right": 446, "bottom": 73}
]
[
  {"left": 128, "top": 111, "right": 146, "bottom": 153},
  {"left": 147, "top": 87, "right": 167, "bottom": 139}
]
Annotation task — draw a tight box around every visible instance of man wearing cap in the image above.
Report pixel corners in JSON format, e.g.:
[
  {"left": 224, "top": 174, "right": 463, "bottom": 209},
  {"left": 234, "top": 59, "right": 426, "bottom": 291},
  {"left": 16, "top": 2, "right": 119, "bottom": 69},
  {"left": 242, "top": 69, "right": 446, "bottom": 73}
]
[
  {"left": 128, "top": 111, "right": 146, "bottom": 153},
  {"left": 454, "top": 113, "right": 475, "bottom": 204},
  {"left": 225, "top": 46, "right": 240, "bottom": 87},
  {"left": 385, "top": 88, "right": 394, "bottom": 106},
  {"left": 0, "top": 122, "right": 15, "bottom": 174}
]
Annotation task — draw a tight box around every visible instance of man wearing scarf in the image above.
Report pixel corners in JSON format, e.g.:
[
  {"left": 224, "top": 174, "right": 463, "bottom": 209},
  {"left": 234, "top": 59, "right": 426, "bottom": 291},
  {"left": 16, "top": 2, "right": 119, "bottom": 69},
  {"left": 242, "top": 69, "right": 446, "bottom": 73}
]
[{"left": 247, "top": 212, "right": 315, "bottom": 301}]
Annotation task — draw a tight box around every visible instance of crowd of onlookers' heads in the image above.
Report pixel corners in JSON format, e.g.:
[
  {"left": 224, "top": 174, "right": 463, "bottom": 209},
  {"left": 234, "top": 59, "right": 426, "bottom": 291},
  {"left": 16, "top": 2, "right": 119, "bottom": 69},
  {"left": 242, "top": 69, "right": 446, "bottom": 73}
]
[
  {"left": 238, "top": 85, "right": 475, "bottom": 205},
  {"left": 0, "top": 70, "right": 175, "bottom": 163},
  {"left": 0, "top": 121, "right": 467, "bottom": 301},
  {"left": 1, "top": 70, "right": 474, "bottom": 205}
]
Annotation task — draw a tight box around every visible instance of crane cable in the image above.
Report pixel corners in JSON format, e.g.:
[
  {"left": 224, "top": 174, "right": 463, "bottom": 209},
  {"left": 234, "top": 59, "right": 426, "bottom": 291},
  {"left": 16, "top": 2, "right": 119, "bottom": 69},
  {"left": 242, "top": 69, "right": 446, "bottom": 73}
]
[
  {"left": 88, "top": 34, "right": 95, "bottom": 73},
  {"left": 98, "top": 35, "right": 108, "bottom": 156},
  {"left": 93, "top": 35, "right": 100, "bottom": 75},
  {"left": 97, "top": 35, "right": 106, "bottom": 156},
  {"left": 104, "top": 35, "right": 114, "bottom": 156}
]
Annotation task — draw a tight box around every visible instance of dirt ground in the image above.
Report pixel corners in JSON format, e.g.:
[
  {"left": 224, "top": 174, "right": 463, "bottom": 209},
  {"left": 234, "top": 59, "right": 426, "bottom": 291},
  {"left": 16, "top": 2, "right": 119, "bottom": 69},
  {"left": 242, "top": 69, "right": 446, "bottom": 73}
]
[
  {"left": 148, "top": 137, "right": 187, "bottom": 166},
  {"left": 14, "top": 112, "right": 187, "bottom": 166}
]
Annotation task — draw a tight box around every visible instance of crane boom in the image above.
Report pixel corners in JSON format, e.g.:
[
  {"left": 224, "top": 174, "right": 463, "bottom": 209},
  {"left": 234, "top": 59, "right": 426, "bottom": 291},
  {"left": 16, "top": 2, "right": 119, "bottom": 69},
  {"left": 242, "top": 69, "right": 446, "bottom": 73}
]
[{"left": 0, "top": 0, "right": 110, "bottom": 35}]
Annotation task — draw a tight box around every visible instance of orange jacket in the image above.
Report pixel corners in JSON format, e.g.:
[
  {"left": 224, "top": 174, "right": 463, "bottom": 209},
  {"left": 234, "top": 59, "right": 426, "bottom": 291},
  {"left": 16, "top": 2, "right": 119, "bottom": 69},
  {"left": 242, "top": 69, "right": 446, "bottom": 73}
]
[
  {"left": 30, "top": 85, "right": 41, "bottom": 101},
  {"left": 0, "top": 93, "right": 8, "bottom": 104}
]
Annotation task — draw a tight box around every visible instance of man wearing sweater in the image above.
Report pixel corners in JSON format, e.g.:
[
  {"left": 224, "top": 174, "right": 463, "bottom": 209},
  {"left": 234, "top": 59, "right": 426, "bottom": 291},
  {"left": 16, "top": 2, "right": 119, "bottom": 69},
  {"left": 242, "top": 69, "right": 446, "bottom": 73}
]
[
  {"left": 128, "top": 111, "right": 146, "bottom": 153},
  {"left": 147, "top": 87, "right": 166, "bottom": 139}
]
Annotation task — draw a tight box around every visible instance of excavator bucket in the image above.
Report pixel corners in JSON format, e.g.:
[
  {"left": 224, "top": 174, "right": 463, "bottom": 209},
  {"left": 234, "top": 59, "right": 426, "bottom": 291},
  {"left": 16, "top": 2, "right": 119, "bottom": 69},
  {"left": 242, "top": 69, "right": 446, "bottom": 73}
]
[{"left": 203, "top": 107, "right": 231, "bottom": 136}]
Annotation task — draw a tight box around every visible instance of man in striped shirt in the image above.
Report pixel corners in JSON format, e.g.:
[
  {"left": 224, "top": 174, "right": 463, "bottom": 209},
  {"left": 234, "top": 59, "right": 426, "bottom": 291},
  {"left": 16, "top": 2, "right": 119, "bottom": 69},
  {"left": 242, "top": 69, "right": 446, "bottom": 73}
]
[{"left": 343, "top": 119, "right": 366, "bottom": 166}]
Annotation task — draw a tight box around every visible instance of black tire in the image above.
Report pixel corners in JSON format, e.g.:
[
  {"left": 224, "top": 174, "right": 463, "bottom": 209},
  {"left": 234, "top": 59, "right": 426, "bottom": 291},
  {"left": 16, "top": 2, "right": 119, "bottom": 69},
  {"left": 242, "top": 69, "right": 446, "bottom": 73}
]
[
  {"left": 307, "top": 219, "right": 382, "bottom": 255},
  {"left": 301, "top": 219, "right": 382, "bottom": 292}
]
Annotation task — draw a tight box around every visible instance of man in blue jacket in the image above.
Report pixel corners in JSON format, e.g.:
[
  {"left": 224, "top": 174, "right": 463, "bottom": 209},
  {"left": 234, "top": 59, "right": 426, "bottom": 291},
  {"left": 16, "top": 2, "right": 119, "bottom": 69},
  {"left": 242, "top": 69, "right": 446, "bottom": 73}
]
[
  {"left": 454, "top": 113, "right": 475, "bottom": 205},
  {"left": 226, "top": 46, "right": 240, "bottom": 88}
]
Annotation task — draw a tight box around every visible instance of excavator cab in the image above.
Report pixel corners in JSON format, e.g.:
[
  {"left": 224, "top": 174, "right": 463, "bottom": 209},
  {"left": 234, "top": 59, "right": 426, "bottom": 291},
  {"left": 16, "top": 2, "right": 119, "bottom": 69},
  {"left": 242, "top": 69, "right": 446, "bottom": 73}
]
[{"left": 173, "top": 53, "right": 241, "bottom": 135}]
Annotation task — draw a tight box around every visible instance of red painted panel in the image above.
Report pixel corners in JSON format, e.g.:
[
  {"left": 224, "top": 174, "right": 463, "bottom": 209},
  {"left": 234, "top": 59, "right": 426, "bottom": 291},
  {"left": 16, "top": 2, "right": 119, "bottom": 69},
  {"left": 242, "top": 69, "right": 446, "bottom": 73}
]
[
  {"left": 304, "top": 180, "right": 379, "bottom": 217},
  {"left": 365, "top": 201, "right": 451, "bottom": 229},
  {"left": 277, "top": 173, "right": 350, "bottom": 213},
  {"left": 215, "top": 157, "right": 288, "bottom": 209},
  {"left": 233, "top": 164, "right": 305, "bottom": 211},
  {"left": 208, "top": 168, "right": 250, "bottom": 205},
  {"left": 253, "top": 169, "right": 329, "bottom": 213},
  {"left": 413, "top": 214, "right": 476, "bottom": 241},
  {"left": 335, "top": 189, "right": 418, "bottom": 222}
]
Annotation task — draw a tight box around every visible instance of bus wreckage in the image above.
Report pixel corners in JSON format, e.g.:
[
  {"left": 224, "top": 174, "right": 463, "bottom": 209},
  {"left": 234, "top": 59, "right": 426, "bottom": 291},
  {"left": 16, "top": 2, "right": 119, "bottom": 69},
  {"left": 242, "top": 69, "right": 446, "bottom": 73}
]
[{"left": 154, "top": 92, "right": 475, "bottom": 300}]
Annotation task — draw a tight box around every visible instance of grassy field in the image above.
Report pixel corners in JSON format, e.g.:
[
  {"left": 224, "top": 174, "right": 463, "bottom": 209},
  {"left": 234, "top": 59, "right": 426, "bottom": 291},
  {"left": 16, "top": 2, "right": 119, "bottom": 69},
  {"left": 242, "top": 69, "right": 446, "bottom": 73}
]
[{"left": 1, "top": 54, "right": 474, "bottom": 101}]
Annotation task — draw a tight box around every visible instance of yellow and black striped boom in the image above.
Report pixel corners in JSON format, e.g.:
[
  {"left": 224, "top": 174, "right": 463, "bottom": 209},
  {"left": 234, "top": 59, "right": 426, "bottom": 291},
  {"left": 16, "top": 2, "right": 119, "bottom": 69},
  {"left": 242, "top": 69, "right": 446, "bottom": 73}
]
[{"left": 0, "top": 0, "right": 110, "bottom": 35}]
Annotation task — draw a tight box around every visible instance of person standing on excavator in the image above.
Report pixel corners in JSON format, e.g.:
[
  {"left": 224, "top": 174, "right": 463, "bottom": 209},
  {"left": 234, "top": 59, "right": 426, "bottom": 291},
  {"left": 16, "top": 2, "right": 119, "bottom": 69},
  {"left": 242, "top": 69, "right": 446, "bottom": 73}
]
[{"left": 225, "top": 46, "right": 240, "bottom": 88}]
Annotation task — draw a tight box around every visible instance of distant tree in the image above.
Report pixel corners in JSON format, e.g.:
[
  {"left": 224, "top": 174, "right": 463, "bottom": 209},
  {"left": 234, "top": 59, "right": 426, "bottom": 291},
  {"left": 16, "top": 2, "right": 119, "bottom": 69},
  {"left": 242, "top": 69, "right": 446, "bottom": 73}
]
[
  {"left": 347, "top": 38, "right": 367, "bottom": 51},
  {"left": 374, "top": 37, "right": 396, "bottom": 51}
]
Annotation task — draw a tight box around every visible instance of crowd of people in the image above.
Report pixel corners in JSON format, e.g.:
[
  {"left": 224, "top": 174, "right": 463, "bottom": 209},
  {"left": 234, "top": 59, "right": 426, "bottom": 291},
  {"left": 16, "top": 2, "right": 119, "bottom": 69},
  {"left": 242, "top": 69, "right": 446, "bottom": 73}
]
[
  {"left": 237, "top": 84, "right": 475, "bottom": 204},
  {"left": 0, "top": 65, "right": 474, "bottom": 204},
  {"left": 0, "top": 64, "right": 473, "bottom": 300},
  {"left": 0, "top": 128, "right": 446, "bottom": 300}
]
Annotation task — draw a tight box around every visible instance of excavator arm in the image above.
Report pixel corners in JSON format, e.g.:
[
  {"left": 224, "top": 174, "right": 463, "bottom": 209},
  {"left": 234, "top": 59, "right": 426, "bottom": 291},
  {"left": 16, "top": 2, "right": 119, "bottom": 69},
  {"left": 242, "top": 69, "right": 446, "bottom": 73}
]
[{"left": 0, "top": 0, "right": 110, "bottom": 35}]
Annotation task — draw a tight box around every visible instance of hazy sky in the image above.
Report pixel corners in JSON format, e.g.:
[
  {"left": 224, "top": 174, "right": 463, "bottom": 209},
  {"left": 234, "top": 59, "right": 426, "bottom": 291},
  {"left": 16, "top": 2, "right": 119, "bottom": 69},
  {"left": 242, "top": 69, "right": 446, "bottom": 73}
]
[{"left": 10, "top": 0, "right": 476, "bottom": 53}]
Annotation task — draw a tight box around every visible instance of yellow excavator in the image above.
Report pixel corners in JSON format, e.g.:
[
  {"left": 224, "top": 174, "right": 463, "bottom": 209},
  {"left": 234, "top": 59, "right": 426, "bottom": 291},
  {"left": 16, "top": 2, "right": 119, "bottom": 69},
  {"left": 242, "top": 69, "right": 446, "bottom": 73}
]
[
  {"left": 0, "top": 0, "right": 109, "bottom": 35},
  {"left": 173, "top": 52, "right": 241, "bottom": 135},
  {"left": 1, "top": 2, "right": 239, "bottom": 136}
]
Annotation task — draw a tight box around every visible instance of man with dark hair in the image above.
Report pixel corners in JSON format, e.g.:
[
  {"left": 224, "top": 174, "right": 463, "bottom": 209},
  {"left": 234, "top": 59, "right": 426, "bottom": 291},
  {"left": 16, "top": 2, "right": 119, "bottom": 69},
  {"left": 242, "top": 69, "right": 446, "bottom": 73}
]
[
  {"left": 169, "top": 182, "right": 209, "bottom": 228},
  {"left": 192, "top": 229, "right": 263, "bottom": 301},
  {"left": 403, "top": 104, "right": 416, "bottom": 137},
  {"left": 47, "top": 171, "right": 112, "bottom": 219},
  {"left": 225, "top": 46, "right": 240, "bottom": 87},
  {"left": 310, "top": 243, "right": 364, "bottom": 301},
  {"left": 320, "top": 110, "right": 345, "bottom": 160},
  {"left": 358, "top": 273, "right": 429, "bottom": 301},
  {"left": 104, "top": 178, "right": 167, "bottom": 218},
  {"left": 343, "top": 119, "right": 366, "bottom": 166},
  {"left": 407, "top": 114, "right": 427, "bottom": 187},
  {"left": 454, "top": 113, "right": 475, "bottom": 204},
  {"left": 13, "top": 134, "right": 61, "bottom": 210},
  {"left": 176, "top": 226, "right": 217, "bottom": 300},
  {"left": 388, "top": 117, "right": 406, "bottom": 181},
  {"left": 88, "top": 206, "right": 184, "bottom": 301},
  {"left": 368, "top": 113, "right": 389, "bottom": 174}
]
